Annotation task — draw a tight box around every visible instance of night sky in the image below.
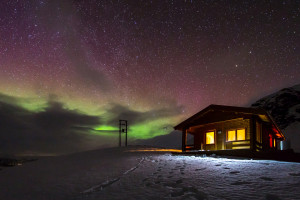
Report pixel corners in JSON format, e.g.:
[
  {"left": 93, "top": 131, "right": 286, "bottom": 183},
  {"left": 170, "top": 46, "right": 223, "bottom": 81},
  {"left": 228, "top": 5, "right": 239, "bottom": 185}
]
[{"left": 0, "top": 1, "right": 299, "bottom": 155}]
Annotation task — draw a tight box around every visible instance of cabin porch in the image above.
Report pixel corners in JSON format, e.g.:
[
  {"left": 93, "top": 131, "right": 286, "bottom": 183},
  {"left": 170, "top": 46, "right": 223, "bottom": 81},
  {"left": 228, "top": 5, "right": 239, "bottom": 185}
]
[{"left": 181, "top": 119, "right": 282, "bottom": 152}]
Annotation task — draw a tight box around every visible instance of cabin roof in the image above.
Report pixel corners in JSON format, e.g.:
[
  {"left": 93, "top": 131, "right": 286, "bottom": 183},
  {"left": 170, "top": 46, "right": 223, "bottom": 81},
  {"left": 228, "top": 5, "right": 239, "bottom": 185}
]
[{"left": 174, "top": 104, "right": 284, "bottom": 140}]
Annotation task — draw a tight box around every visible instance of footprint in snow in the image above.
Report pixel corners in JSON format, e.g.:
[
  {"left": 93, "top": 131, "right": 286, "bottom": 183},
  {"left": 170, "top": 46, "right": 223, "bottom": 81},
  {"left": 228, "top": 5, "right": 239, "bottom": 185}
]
[
  {"left": 260, "top": 177, "right": 273, "bottom": 181},
  {"left": 163, "top": 182, "right": 179, "bottom": 189},
  {"left": 231, "top": 181, "right": 251, "bottom": 185},
  {"left": 142, "top": 178, "right": 149, "bottom": 182},
  {"left": 223, "top": 167, "right": 230, "bottom": 169},
  {"left": 170, "top": 186, "right": 207, "bottom": 199},
  {"left": 176, "top": 179, "right": 183, "bottom": 184},
  {"left": 230, "top": 171, "right": 240, "bottom": 174},
  {"left": 260, "top": 163, "right": 269, "bottom": 165},
  {"left": 170, "top": 189, "right": 184, "bottom": 197},
  {"left": 289, "top": 172, "right": 300, "bottom": 176},
  {"left": 145, "top": 182, "right": 152, "bottom": 187},
  {"left": 265, "top": 194, "right": 282, "bottom": 200},
  {"left": 195, "top": 168, "right": 206, "bottom": 171}
]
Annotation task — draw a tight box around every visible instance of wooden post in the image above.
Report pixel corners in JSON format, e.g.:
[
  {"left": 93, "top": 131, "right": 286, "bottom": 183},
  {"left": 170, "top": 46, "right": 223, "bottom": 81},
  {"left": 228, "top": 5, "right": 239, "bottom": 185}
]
[
  {"left": 119, "top": 120, "right": 128, "bottom": 147},
  {"left": 125, "top": 121, "right": 128, "bottom": 147},
  {"left": 250, "top": 116, "right": 256, "bottom": 152},
  {"left": 182, "top": 129, "right": 187, "bottom": 152},
  {"left": 119, "top": 120, "right": 121, "bottom": 147}
]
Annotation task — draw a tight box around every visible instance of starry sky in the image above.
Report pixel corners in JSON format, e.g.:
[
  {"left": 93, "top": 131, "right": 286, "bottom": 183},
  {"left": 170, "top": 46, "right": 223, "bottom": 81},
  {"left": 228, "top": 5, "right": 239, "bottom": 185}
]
[{"left": 0, "top": 0, "right": 299, "bottom": 155}]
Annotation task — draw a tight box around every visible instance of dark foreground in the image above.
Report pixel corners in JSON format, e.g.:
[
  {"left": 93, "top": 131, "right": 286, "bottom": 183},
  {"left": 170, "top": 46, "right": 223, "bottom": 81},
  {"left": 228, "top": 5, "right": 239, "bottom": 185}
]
[{"left": 1, "top": 147, "right": 300, "bottom": 200}]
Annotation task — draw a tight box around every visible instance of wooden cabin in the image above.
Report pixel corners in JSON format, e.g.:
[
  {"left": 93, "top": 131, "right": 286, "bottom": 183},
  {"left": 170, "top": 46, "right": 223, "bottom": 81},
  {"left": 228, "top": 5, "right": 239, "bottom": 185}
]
[{"left": 174, "top": 105, "right": 285, "bottom": 152}]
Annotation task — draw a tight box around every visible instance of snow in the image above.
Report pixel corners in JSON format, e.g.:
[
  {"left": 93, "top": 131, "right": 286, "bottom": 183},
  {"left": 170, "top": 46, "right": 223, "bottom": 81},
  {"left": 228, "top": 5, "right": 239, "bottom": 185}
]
[
  {"left": 288, "top": 104, "right": 300, "bottom": 119},
  {"left": 0, "top": 147, "right": 141, "bottom": 199},
  {"left": 1, "top": 147, "right": 300, "bottom": 200},
  {"left": 283, "top": 122, "right": 300, "bottom": 152}
]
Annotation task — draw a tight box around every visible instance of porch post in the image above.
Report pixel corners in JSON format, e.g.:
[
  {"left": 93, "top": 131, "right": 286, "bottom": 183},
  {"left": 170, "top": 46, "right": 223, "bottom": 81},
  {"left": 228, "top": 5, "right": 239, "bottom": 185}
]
[
  {"left": 250, "top": 116, "right": 257, "bottom": 152},
  {"left": 182, "top": 129, "right": 187, "bottom": 152}
]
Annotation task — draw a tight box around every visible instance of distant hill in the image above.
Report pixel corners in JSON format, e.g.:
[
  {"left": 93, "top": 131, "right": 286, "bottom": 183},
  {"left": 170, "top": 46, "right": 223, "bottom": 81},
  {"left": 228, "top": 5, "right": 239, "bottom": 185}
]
[
  {"left": 135, "top": 130, "right": 182, "bottom": 149},
  {"left": 252, "top": 84, "right": 300, "bottom": 152}
]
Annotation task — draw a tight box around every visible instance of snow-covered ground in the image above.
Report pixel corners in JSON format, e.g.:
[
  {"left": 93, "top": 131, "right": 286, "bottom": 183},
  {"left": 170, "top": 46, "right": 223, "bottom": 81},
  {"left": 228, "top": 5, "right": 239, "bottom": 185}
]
[
  {"left": 1, "top": 147, "right": 300, "bottom": 200},
  {"left": 283, "top": 122, "right": 300, "bottom": 152}
]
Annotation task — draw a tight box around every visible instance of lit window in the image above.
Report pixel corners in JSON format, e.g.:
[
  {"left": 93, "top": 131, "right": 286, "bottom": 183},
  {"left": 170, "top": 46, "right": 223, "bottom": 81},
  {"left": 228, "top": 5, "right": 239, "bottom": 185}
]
[
  {"left": 206, "top": 131, "right": 215, "bottom": 144},
  {"left": 237, "top": 129, "right": 246, "bottom": 140},
  {"left": 227, "top": 130, "right": 236, "bottom": 141},
  {"left": 227, "top": 129, "right": 246, "bottom": 141}
]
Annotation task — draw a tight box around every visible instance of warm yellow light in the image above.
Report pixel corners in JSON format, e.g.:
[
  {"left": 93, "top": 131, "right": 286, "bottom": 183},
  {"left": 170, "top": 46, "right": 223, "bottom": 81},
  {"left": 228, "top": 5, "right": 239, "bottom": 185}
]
[
  {"left": 227, "top": 130, "right": 236, "bottom": 141},
  {"left": 232, "top": 141, "right": 250, "bottom": 145},
  {"left": 206, "top": 131, "right": 215, "bottom": 144},
  {"left": 237, "top": 129, "right": 246, "bottom": 140},
  {"left": 232, "top": 146, "right": 250, "bottom": 149},
  {"left": 127, "top": 148, "right": 182, "bottom": 152}
]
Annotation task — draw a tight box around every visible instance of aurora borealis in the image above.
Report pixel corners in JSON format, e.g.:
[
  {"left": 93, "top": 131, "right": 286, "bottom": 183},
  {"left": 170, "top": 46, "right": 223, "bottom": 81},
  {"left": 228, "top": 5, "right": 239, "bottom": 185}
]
[{"left": 0, "top": 1, "right": 299, "bottom": 155}]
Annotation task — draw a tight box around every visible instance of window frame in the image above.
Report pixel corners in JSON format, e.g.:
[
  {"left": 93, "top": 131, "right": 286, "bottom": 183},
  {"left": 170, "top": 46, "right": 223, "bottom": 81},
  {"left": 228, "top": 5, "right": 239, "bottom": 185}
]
[
  {"left": 205, "top": 130, "right": 216, "bottom": 145},
  {"left": 226, "top": 128, "right": 246, "bottom": 142}
]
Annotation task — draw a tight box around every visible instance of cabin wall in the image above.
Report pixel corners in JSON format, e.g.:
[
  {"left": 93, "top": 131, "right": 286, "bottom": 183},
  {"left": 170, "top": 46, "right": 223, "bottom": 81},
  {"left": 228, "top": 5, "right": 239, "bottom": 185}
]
[
  {"left": 254, "top": 121, "right": 262, "bottom": 151},
  {"left": 190, "top": 118, "right": 250, "bottom": 151},
  {"left": 262, "top": 124, "right": 270, "bottom": 150}
]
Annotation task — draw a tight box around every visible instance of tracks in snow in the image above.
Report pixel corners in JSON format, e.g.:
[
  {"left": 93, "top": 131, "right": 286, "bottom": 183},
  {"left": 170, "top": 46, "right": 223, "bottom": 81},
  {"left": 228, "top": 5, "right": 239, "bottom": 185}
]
[{"left": 81, "top": 157, "right": 145, "bottom": 194}]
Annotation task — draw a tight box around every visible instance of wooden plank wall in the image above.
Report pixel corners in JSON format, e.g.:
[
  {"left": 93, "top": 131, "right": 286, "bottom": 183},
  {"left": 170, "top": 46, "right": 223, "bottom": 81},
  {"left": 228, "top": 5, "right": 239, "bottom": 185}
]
[{"left": 190, "top": 118, "right": 251, "bottom": 150}]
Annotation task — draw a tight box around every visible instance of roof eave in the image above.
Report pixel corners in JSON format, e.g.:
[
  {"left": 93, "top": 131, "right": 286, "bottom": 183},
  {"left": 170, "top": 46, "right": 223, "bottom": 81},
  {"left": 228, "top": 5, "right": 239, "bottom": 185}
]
[{"left": 265, "top": 112, "right": 285, "bottom": 140}]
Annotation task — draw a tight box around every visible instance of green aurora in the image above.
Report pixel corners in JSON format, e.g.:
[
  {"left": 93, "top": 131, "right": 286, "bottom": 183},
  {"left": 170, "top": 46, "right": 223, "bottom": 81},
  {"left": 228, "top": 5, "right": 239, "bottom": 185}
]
[{"left": 2, "top": 93, "right": 179, "bottom": 141}]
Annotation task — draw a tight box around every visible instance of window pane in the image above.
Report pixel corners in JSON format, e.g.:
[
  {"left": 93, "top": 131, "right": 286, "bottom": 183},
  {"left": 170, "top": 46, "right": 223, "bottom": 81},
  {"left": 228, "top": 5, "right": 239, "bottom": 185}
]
[
  {"left": 206, "top": 132, "right": 215, "bottom": 144},
  {"left": 227, "top": 130, "right": 236, "bottom": 141},
  {"left": 237, "top": 129, "right": 245, "bottom": 140}
]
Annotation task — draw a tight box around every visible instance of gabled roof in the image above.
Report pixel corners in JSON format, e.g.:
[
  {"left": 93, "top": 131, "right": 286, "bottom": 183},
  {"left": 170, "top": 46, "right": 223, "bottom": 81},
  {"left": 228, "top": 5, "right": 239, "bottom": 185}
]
[{"left": 174, "top": 104, "right": 284, "bottom": 140}]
